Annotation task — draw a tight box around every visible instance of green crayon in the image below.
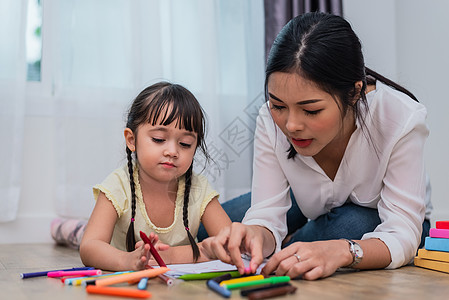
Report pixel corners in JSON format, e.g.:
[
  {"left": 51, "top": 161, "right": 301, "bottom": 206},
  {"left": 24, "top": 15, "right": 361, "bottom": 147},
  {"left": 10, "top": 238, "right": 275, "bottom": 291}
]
[
  {"left": 178, "top": 270, "right": 241, "bottom": 281},
  {"left": 222, "top": 276, "right": 290, "bottom": 290}
]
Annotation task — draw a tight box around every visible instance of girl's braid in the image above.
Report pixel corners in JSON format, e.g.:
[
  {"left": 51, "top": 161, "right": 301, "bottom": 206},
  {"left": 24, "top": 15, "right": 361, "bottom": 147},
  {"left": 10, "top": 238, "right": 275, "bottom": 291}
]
[
  {"left": 125, "top": 147, "right": 137, "bottom": 252},
  {"left": 182, "top": 164, "right": 200, "bottom": 261}
]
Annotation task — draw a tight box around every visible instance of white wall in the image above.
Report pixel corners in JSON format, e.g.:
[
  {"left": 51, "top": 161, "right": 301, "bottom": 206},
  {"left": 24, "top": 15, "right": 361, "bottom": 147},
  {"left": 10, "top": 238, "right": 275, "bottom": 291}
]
[
  {"left": 344, "top": 0, "right": 449, "bottom": 225},
  {"left": 2, "top": 1, "right": 448, "bottom": 244}
]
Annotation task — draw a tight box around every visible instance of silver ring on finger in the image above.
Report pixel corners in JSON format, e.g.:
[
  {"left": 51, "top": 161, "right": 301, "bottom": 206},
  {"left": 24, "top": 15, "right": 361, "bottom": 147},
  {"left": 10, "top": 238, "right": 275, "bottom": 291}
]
[{"left": 293, "top": 253, "right": 301, "bottom": 262}]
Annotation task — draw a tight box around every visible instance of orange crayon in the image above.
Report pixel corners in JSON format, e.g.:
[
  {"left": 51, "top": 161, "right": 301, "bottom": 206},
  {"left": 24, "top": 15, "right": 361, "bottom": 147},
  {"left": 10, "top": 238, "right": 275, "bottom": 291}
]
[
  {"left": 93, "top": 267, "right": 169, "bottom": 286},
  {"left": 86, "top": 285, "right": 151, "bottom": 298}
]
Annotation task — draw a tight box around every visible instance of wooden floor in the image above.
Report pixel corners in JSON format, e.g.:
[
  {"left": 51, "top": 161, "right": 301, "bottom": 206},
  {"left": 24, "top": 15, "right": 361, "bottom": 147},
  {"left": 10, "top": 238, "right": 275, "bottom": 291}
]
[{"left": 2, "top": 243, "right": 449, "bottom": 300}]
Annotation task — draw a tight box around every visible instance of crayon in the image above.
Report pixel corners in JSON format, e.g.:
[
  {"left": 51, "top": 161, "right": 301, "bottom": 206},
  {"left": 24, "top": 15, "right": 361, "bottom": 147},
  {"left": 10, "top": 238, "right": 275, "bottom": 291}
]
[
  {"left": 178, "top": 270, "right": 241, "bottom": 281},
  {"left": 220, "top": 275, "right": 264, "bottom": 286},
  {"left": 47, "top": 269, "right": 102, "bottom": 278},
  {"left": 137, "top": 277, "right": 149, "bottom": 290},
  {"left": 68, "top": 271, "right": 132, "bottom": 286},
  {"left": 60, "top": 275, "right": 81, "bottom": 283},
  {"left": 240, "top": 282, "right": 291, "bottom": 296},
  {"left": 247, "top": 284, "right": 297, "bottom": 300},
  {"left": 92, "top": 267, "right": 169, "bottom": 286},
  {"left": 211, "top": 273, "right": 233, "bottom": 283},
  {"left": 206, "top": 279, "right": 231, "bottom": 298},
  {"left": 222, "top": 276, "right": 290, "bottom": 290},
  {"left": 139, "top": 231, "right": 167, "bottom": 267},
  {"left": 20, "top": 267, "right": 94, "bottom": 279},
  {"left": 86, "top": 285, "right": 151, "bottom": 298},
  {"left": 147, "top": 265, "right": 174, "bottom": 286}
]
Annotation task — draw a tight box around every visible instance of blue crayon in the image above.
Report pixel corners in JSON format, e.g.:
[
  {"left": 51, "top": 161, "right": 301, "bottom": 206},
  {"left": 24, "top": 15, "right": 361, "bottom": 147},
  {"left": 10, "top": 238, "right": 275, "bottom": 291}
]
[
  {"left": 207, "top": 279, "right": 231, "bottom": 298},
  {"left": 20, "top": 267, "right": 94, "bottom": 279},
  {"left": 138, "top": 277, "right": 149, "bottom": 290}
]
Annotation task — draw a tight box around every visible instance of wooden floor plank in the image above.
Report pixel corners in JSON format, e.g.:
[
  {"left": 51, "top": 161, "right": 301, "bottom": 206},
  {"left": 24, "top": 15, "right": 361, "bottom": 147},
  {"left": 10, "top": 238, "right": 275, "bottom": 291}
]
[{"left": 2, "top": 243, "right": 449, "bottom": 299}]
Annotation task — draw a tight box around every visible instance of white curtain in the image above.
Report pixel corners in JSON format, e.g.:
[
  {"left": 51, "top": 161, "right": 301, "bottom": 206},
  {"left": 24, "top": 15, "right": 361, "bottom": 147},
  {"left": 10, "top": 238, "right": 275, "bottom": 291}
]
[
  {"left": 47, "top": 0, "right": 265, "bottom": 219},
  {"left": 0, "top": 0, "right": 26, "bottom": 222}
]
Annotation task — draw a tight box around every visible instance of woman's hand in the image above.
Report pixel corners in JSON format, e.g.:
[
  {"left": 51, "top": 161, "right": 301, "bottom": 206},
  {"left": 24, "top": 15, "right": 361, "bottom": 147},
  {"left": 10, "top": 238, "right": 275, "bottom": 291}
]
[
  {"left": 262, "top": 239, "right": 352, "bottom": 280},
  {"left": 201, "top": 222, "right": 272, "bottom": 274}
]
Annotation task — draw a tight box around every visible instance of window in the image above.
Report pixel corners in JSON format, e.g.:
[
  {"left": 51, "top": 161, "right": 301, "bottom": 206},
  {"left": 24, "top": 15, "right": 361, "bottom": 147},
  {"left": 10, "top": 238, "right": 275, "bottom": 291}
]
[{"left": 26, "top": 0, "right": 42, "bottom": 81}]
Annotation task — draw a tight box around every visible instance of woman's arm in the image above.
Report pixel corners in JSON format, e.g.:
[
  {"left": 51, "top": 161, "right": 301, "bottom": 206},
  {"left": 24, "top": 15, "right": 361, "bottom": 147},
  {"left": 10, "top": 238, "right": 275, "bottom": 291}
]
[
  {"left": 262, "top": 238, "right": 391, "bottom": 280},
  {"left": 79, "top": 192, "right": 152, "bottom": 271},
  {"left": 243, "top": 105, "right": 292, "bottom": 254},
  {"left": 363, "top": 103, "right": 428, "bottom": 268}
]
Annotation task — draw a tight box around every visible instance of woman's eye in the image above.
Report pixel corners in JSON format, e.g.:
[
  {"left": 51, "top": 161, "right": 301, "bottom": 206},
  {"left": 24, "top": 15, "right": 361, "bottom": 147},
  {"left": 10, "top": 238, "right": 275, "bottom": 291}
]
[
  {"left": 152, "top": 138, "right": 164, "bottom": 143},
  {"left": 304, "top": 109, "right": 323, "bottom": 116},
  {"left": 270, "top": 104, "right": 285, "bottom": 110}
]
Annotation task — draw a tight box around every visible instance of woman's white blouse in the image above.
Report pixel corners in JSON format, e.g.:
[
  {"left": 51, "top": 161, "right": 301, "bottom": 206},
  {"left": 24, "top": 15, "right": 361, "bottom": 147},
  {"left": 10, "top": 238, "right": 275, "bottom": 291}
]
[{"left": 242, "top": 81, "right": 431, "bottom": 269}]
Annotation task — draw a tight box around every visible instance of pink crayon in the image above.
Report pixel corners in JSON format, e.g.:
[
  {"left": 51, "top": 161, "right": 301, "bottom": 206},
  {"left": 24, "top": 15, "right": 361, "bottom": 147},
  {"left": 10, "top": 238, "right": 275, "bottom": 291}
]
[{"left": 47, "top": 269, "right": 102, "bottom": 278}]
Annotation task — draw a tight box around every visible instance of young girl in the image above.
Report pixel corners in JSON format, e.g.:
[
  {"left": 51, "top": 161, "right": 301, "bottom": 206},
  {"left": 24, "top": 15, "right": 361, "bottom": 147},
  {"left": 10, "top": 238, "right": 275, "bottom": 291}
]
[
  {"left": 202, "top": 12, "right": 432, "bottom": 280},
  {"left": 80, "top": 82, "right": 231, "bottom": 271}
]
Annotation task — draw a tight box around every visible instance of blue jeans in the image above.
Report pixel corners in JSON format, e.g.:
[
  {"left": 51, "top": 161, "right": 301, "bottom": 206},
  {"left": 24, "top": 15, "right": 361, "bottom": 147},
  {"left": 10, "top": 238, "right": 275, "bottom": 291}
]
[{"left": 197, "top": 192, "right": 430, "bottom": 249}]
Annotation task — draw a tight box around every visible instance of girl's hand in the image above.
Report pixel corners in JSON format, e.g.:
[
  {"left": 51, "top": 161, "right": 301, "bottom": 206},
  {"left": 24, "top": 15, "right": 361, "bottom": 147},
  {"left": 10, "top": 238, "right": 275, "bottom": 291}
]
[
  {"left": 133, "top": 233, "right": 170, "bottom": 269},
  {"left": 261, "top": 239, "right": 352, "bottom": 280},
  {"left": 201, "top": 222, "right": 266, "bottom": 274}
]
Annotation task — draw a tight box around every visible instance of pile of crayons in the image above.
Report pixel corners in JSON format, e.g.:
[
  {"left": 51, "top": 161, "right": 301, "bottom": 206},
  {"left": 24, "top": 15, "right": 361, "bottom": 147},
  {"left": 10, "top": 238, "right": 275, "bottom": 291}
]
[
  {"left": 21, "top": 266, "right": 170, "bottom": 298},
  {"left": 20, "top": 231, "right": 172, "bottom": 298},
  {"left": 20, "top": 230, "right": 297, "bottom": 299},
  {"left": 179, "top": 270, "right": 296, "bottom": 299}
]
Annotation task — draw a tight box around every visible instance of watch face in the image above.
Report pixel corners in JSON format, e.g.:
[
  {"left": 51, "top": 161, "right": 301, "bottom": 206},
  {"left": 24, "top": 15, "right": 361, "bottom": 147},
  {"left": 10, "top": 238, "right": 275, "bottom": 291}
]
[
  {"left": 353, "top": 243, "right": 363, "bottom": 260},
  {"left": 341, "top": 239, "right": 363, "bottom": 267}
]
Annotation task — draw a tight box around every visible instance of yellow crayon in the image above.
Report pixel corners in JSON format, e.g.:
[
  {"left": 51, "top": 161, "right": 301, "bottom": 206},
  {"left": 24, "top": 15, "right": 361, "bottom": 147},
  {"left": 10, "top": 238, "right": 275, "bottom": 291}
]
[{"left": 219, "top": 275, "right": 264, "bottom": 286}]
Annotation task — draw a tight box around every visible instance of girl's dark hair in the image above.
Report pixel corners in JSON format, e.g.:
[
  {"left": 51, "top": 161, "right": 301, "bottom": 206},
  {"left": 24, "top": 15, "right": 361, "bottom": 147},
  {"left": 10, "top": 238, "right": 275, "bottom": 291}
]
[
  {"left": 265, "top": 12, "right": 418, "bottom": 159},
  {"left": 125, "top": 81, "right": 207, "bottom": 261}
]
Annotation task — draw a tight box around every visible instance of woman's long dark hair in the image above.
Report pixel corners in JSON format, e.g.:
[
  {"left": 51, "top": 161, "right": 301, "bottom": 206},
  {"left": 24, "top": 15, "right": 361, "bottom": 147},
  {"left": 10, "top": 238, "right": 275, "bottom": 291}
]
[
  {"left": 265, "top": 12, "right": 418, "bottom": 159},
  {"left": 125, "top": 82, "right": 209, "bottom": 261}
]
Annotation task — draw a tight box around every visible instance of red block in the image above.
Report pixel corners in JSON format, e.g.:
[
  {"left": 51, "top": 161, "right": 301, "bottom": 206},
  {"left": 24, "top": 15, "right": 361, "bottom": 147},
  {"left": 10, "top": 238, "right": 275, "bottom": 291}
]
[{"left": 436, "top": 221, "right": 449, "bottom": 229}]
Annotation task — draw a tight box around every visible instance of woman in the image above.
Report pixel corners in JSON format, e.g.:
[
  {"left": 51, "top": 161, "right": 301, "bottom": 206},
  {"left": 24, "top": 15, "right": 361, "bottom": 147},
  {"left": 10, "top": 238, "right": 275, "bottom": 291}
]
[{"left": 202, "top": 12, "right": 432, "bottom": 280}]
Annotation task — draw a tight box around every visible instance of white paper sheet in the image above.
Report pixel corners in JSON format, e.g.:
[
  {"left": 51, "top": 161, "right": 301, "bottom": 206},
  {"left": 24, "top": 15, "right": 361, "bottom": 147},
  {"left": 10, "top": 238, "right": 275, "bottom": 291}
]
[{"left": 164, "top": 258, "right": 266, "bottom": 277}]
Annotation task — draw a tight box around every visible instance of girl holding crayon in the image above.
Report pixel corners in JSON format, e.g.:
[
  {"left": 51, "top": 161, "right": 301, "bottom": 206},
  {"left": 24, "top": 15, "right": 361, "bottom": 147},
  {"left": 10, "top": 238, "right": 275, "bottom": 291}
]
[{"left": 80, "top": 82, "right": 231, "bottom": 271}]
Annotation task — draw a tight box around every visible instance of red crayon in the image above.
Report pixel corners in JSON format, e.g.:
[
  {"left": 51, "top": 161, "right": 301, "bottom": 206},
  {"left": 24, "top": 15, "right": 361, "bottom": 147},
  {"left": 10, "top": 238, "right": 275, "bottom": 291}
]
[
  {"left": 147, "top": 265, "right": 174, "bottom": 286},
  {"left": 139, "top": 231, "right": 167, "bottom": 268}
]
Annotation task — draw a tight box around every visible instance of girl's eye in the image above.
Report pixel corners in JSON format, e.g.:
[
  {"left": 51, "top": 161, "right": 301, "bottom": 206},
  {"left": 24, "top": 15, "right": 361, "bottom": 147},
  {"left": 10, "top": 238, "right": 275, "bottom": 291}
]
[
  {"left": 304, "top": 109, "right": 323, "bottom": 116},
  {"left": 152, "top": 138, "right": 165, "bottom": 143},
  {"left": 180, "top": 142, "right": 192, "bottom": 148}
]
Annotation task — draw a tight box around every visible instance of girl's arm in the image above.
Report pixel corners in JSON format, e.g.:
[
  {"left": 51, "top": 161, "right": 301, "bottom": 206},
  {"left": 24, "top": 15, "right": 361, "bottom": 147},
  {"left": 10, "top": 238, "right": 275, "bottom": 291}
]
[
  {"left": 79, "top": 192, "right": 151, "bottom": 271},
  {"left": 155, "top": 196, "right": 232, "bottom": 265},
  {"left": 199, "top": 196, "right": 232, "bottom": 237}
]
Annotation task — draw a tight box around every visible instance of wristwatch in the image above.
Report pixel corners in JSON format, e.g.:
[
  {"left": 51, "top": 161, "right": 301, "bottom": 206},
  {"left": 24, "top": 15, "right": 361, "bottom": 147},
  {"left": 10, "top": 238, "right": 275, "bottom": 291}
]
[{"left": 341, "top": 239, "right": 363, "bottom": 267}]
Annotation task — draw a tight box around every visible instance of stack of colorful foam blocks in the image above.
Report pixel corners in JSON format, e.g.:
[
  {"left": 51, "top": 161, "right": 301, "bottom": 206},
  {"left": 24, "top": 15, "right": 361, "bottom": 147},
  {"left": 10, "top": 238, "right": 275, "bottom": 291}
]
[{"left": 414, "top": 220, "right": 449, "bottom": 273}]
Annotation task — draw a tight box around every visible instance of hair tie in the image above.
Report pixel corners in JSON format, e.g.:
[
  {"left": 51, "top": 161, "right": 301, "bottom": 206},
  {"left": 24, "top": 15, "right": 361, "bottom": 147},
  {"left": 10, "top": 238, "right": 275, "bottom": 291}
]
[
  {"left": 131, "top": 218, "right": 135, "bottom": 222},
  {"left": 185, "top": 227, "right": 190, "bottom": 231}
]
